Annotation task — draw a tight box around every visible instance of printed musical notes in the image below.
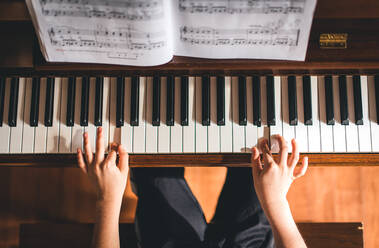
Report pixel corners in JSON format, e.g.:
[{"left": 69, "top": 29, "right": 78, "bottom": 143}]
[
  {"left": 180, "top": 26, "right": 299, "bottom": 47},
  {"left": 48, "top": 26, "right": 166, "bottom": 51},
  {"left": 39, "top": 0, "right": 164, "bottom": 20},
  {"left": 178, "top": 0, "right": 305, "bottom": 14}
]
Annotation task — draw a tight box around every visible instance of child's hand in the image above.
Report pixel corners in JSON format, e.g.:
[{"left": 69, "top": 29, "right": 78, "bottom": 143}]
[
  {"left": 251, "top": 135, "right": 308, "bottom": 209},
  {"left": 77, "top": 127, "right": 129, "bottom": 205}
]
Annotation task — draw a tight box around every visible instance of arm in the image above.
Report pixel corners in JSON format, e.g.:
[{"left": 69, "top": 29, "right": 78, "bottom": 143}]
[
  {"left": 77, "top": 127, "right": 129, "bottom": 248},
  {"left": 251, "top": 135, "right": 308, "bottom": 248}
]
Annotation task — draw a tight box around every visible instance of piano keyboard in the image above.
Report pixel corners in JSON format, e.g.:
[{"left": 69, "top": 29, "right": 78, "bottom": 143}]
[{"left": 0, "top": 75, "right": 379, "bottom": 154}]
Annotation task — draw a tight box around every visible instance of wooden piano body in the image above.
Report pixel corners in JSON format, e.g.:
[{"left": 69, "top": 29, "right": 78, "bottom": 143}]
[{"left": 0, "top": 0, "right": 379, "bottom": 169}]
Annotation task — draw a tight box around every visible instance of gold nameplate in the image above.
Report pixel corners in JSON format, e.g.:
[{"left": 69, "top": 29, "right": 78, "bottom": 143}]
[{"left": 319, "top": 33, "right": 348, "bottom": 49}]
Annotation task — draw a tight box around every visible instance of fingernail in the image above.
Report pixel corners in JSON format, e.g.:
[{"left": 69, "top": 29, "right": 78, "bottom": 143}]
[{"left": 98, "top": 127, "right": 102, "bottom": 132}]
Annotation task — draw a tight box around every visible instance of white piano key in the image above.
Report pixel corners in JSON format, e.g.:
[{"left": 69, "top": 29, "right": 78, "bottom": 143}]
[
  {"left": 232, "top": 76, "right": 245, "bottom": 152},
  {"left": 358, "top": 76, "right": 371, "bottom": 152},
  {"left": 208, "top": 77, "right": 220, "bottom": 152},
  {"left": 195, "top": 76, "right": 208, "bottom": 153},
  {"left": 133, "top": 77, "right": 146, "bottom": 153},
  {"left": 46, "top": 77, "right": 61, "bottom": 153},
  {"left": 332, "top": 76, "right": 347, "bottom": 152},
  {"left": 170, "top": 77, "right": 182, "bottom": 153},
  {"left": 158, "top": 77, "right": 170, "bottom": 153},
  {"left": 345, "top": 76, "right": 359, "bottom": 152},
  {"left": 71, "top": 78, "right": 84, "bottom": 152},
  {"left": 368, "top": 76, "right": 379, "bottom": 151},
  {"left": 269, "top": 76, "right": 282, "bottom": 151},
  {"left": 58, "top": 78, "right": 71, "bottom": 153},
  {"left": 121, "top": 77, "right": 132, "bottom": 152},
  {"left": 307, "top": 76, "right": 321, "bottom": 152},
  {"left": 0, "top": 78, "right": 10, "bottom": 153},
  {"left": 101, "top": 77, "right": 110, "bottom": 151},
  {"left": 295, "top": 76, "right": 308, "bottom": 152},
  {"left": 34, "top": 78, "right": 47, "bottom": 153},
  {"left": 281, "top": 76, "right": 295, "bottom": 152},
  {"left": 246, "top": 76, "right": 258, "bottom": 149},
  {"left": 22, "top": 78, "right": 35, "bottom": 153},
  {"left": 318, "top": 76, "right": 334, "bottom": 152},
  {"left": 9, "top": 78, "right": 26, "bottom": 153},
  {"left": 183, "top": 76, "right": 195, "bottom": 153},
  {"left": 109, "top": 77, "right": 121, "bottom": 147},
  {"left": 257, "top": 77, "right": 267, "bottom": 142},
  {"left": 86, "top": 78, "right": 97, "bottom": 152},
  {"left": 220, "top": 76, "right": 233, "bottom": 152},
  {"left": 145, "top": 77, "right": 158, "bottom": 153}
]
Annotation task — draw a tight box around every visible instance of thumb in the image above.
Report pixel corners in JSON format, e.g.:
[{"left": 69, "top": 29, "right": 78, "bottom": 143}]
[
  {"left": 251, "top": 147, "right": 263, "bottom": 178},
  {"left": 117, "top": 144, "right": 129, "bottom": 175}
]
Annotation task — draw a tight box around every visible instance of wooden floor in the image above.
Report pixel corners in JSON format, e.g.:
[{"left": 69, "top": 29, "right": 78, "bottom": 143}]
[{"left": 0, "top": 166, "right": 378, "bottom": 248}]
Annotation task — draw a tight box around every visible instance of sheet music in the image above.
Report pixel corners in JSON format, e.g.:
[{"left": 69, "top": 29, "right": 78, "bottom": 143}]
[
  {"left": 172, "top": 0, "right": 317, "bottom": 61},
  {"left": 26, "top": 0, "right": 173, "bottom": 66}
]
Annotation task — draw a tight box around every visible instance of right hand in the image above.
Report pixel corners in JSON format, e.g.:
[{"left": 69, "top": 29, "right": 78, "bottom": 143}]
[
  {"left": 251, "top": 135, "right": 308, "bottom": 209},
  {"left": 77, "top": 127, "right": 129, "bottom": 205}
]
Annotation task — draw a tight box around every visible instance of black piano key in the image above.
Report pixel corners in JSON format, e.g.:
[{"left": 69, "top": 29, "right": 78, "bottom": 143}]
[
  {"left": 338, "top": 75, "right": 349, "bottom": 125},
  {"left": 353, "top": 75, "right": 363, "bottom": 125},
  {"left": 0, "top": 77, "right": 5, "bottom": 126},
  {"left": 238, "top": 76, "right": 247, "bottom": 126},
  {"left": 30, "top": 78, "right": 40, "bottom": 127},
  {"left": 66, "top": 77, "right": 76, "bottom": 127},
  {"left": 302, "top": 76, "right": 312, "bottom": 125},
  {"left": 287, "top": 76, "right": 297, "bottom": 126},
  {"left": 266, "top": 75, "right": 276, "bottom": 126},
  {"left": 324, "top": 75, "right": 335, "bottom": 125},
  {"left": 80, "top": 77, "right": 90, "bottom": 126},
  {"left": 202, "top": 75, "right": 210, "bottom": 126},
  {"left": 130, "top": 76, "right": 139, "bottom": 126},
  {"left": 166, "top": 76, "right": 175, "bottom": 126},
  {"left": 216, "top": 76, "right": 225, "bottom": 126},
  {"left": 181, "top": 76, "right": 189, "bottom": 126},
  {"left": 44, "top": 78, "right": 55, "bottom": 127},
  {"left": 116, "top": 77, "right": 125, "bottom": 127},
  {"left": 152, "top": 76, "right": 161, "bottom": 126},
  {"left": 375, "top": 75, "right": 379, "bottom": 124},
  {"left": 8, "top": 78, "right": 19, "bottom": 127},
  {"left": 94, "top": 77, "right": 103, "bottom": 126},
  {"left": 252, "top": 76, "right": 261, "bottom": 126}
]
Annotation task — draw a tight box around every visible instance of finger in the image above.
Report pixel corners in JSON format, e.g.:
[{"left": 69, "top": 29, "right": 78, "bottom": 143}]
[
  {"left": 95, "top": 127, "right": 104, "bottom": 163},
  {"left": 259, "top": 139, "right": 275, "bottom": 170},
  {"left": 251, "top": 147, "right": 263, "bottom": 178},
  {"left": 118, "top": 144, "right": 129, "bottom": 175},
  {"left": 274, "top": 135, "right": 288, "bottom": 165},
  {"left": 288, "top": 138, "right": 300, "bottom": 169},
  {"left": 83, "top": 132, "right": 93, "bottom": 165},
  {"left": 77, "top": 148, "right": 88, "bottom": 174},
  {"left": 104, "top": 148, "right": 117, "bottom": 168},
  {"left": 293, "top": 156, "right": 308, "bottom": 179}
]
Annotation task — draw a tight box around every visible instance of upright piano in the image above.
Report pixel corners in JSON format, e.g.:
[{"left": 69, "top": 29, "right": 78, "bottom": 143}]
[{"left": 1, "top": 0, "right": 379, "bottom": 167}]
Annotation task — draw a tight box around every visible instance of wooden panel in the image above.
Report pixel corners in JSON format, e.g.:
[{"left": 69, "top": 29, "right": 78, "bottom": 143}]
[
  {"left": 18, "top": 222, "right": 363, "bottom": 248},
  {"left": 0, "top": 22, "right": 34, "bottom": 68},
  {"left": 0, "top": 153, "right": 378, "bottom": 168},
  {"left": 361, "top": 167, "right": 379, "bottom": 248},
  {"left": 0, "top": 0, "right": 30, "bottom": 21}
]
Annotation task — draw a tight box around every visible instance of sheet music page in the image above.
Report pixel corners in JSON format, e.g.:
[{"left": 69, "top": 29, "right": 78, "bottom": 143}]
[
  {"left": 25, "top": 0, "right": 174, "bottom": 66},
  {"left": 172, "top": 0, "right": 317, "bottom": 61}
]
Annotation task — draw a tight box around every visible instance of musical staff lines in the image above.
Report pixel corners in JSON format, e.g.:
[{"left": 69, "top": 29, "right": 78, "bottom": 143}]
[
  {"left": 48, "top": 26, "right": 166, "bottom": 52},
  {"left": 39, "top": 0, "right": 164, "bottom": 20},
  {"left": 178, "top": 0, "right": 305, "bottom": 14},
  {"left": 180, "top": 25, "right": 300, "bottom": 46}
]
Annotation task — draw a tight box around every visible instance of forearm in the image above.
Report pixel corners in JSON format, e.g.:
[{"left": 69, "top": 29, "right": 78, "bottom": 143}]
[
  {"left": 92, "top": 200, "right": 122, "bottom": 248},
  {"left": 262, "top": 200, "right": 306, "bottom": 248}
]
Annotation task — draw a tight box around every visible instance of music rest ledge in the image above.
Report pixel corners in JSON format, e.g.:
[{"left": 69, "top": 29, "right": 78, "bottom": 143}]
[{"left": 0, "top": 153, "right": 378, "bottom": 167}]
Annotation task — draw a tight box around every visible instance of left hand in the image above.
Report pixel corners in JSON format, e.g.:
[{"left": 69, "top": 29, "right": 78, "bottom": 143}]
[{"left": 77, "top": 127, "right": 129, "bottom": 205}]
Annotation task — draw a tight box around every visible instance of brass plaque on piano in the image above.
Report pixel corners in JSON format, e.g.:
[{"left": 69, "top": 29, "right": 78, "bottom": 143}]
[{"left": 319, "top": 33, "right": 348, "bottom": 49}]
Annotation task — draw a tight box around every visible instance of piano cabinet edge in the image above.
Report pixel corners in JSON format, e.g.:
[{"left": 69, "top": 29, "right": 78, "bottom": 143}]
[{"left": 0, "top": 153, "right": 378, "bottom": 168}]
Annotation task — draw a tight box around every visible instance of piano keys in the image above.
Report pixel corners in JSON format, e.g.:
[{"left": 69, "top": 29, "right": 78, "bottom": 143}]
[{"left": 0, "top": 74, "right": 378, "bottom": 155}]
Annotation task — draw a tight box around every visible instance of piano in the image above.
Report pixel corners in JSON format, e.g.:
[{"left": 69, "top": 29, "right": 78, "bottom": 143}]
[{"left": 1, "top": 0, "right": 379, "bottom": 168}]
